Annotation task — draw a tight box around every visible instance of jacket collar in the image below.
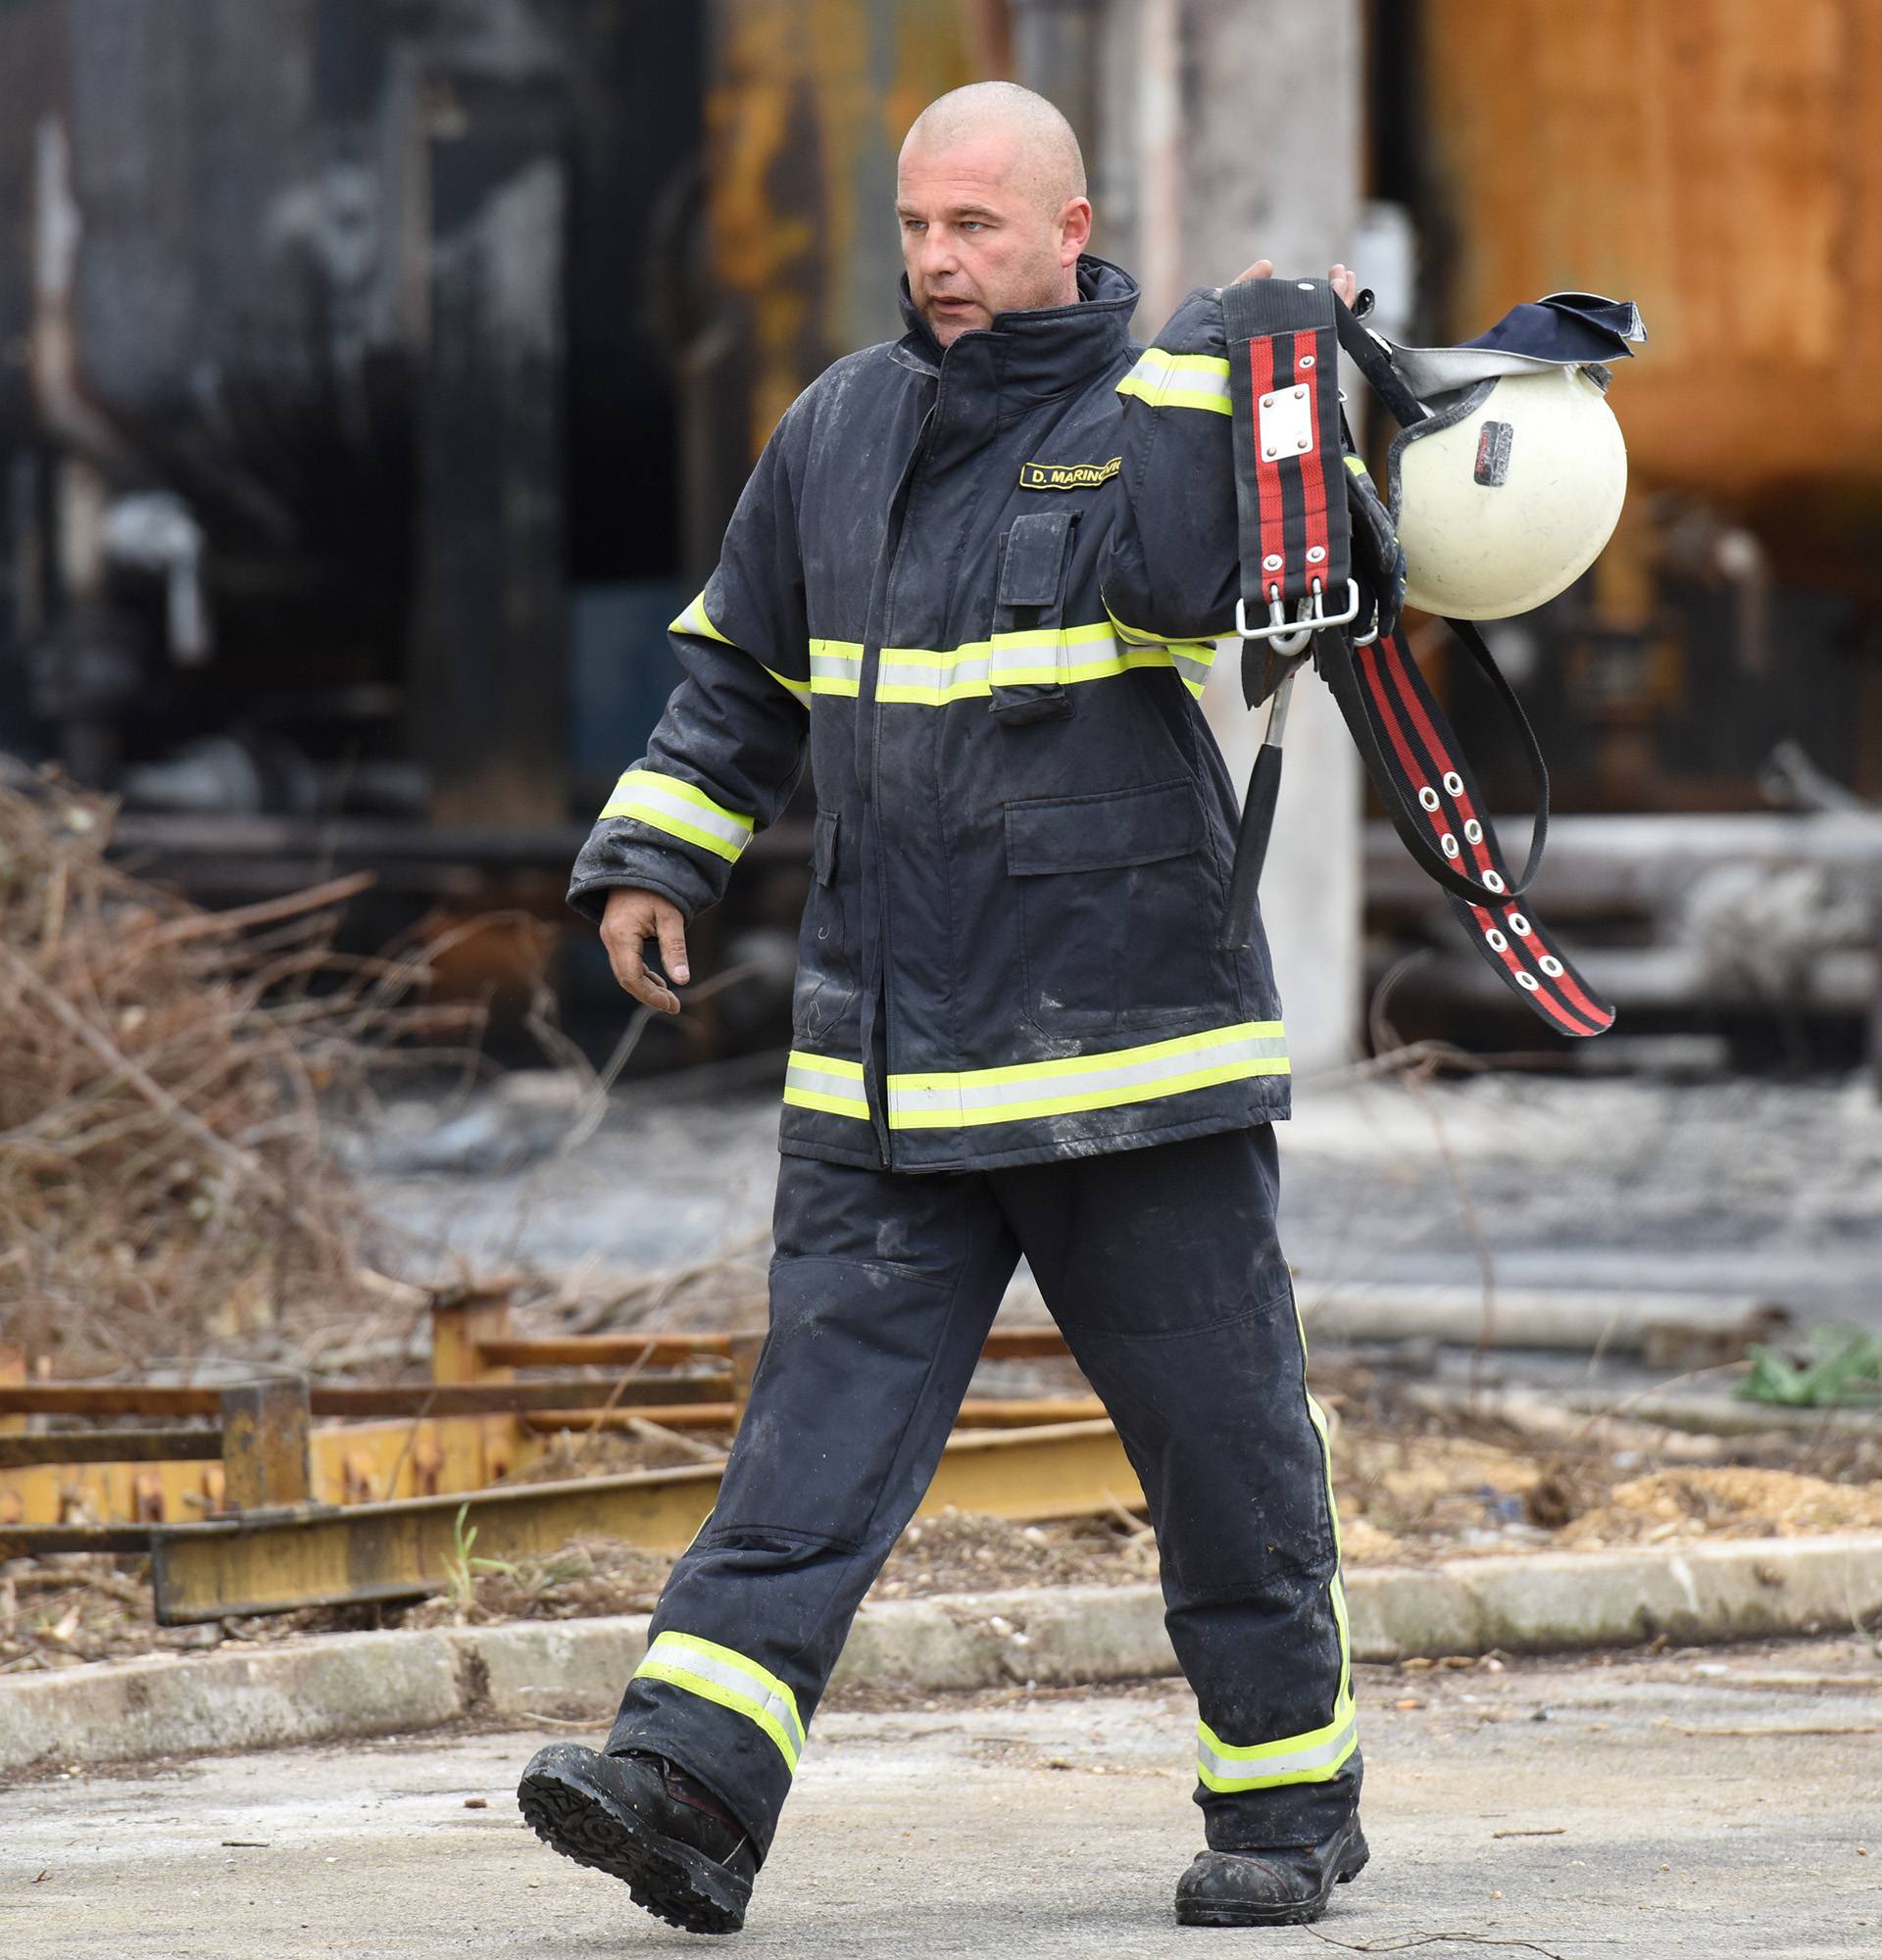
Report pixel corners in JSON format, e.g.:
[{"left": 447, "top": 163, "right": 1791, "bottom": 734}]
[{"left": 894, "top": 254, "right": 1140, "bottom": 394}]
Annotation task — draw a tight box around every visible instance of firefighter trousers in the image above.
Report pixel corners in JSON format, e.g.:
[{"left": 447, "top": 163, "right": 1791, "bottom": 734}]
[{"left": 605, "top": 1124, "right": 1361, "bottom": 1859}]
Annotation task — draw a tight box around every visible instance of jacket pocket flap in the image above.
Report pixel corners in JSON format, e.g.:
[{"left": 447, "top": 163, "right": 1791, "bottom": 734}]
[
  {"left": 1005, "top": 778, "right": 1202, "bottom": 875},
  {"left": 997, "top": 510, "right": 1074, "bottom": 608}
]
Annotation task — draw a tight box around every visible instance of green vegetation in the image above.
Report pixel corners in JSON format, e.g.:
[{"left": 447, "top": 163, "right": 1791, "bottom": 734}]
[{"left": 1738, "top": 1325, "right": 1882, "bottom": 1409}]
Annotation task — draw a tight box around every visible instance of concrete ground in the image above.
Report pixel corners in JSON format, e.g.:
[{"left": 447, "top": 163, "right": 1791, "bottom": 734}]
[
  {"left": 7, "top": 1637, "right": 1879, "bottom": 1958},
  {"left": 357, "top": 1069, "right": 1882, "bottom": 1329}
]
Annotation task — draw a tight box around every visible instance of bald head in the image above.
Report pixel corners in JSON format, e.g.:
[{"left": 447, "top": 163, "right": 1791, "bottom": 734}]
[
  {"left": 901, "top": 81, "right": 1086, "bottom": 219},
  {"left": 895, "top": 83, "right": 1094, "bottom": 347}
]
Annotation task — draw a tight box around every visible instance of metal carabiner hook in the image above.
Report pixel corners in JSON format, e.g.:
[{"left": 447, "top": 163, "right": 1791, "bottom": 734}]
[
  {"left": 1234, "top": 578, "right": 1363, "bottom": 656},
  {"left": 1234, "top": 587, "right": 1314, "bottom": 658}
]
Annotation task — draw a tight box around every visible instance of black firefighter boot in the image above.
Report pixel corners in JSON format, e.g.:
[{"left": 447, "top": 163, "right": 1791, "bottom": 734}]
[
  {"left": 517, "top": 1742, "right": 760, "bottom": 1935},
  {"left": 1174, "top": 1811, "right": 1370, "bottom": 1928}
]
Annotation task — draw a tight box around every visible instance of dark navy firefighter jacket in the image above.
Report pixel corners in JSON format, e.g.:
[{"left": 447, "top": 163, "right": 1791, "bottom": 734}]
[{"left": 569, "top": 256, "right": 1289, "bottom": 1173}]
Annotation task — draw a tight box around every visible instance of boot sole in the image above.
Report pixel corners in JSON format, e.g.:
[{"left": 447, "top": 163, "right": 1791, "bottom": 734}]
[
  {"left": 517, "top": 1754, "right": 751, "bottom": 1936},
  {"left": 1175, "top": 1830, "right": 1370, "bottom": 1928}
]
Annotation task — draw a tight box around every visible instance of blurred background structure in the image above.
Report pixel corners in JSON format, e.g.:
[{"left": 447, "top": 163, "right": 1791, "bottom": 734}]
[
  {"left": 1, "top": 0, "right": 1879, "bottom": 1069},
  {"left": 7, "top": 1, "right": 1882, "bottom": 1665}
]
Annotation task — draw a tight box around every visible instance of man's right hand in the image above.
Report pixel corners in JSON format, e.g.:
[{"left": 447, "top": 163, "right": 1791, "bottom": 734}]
[{"left": 599, "top": 887, "right": 691, "bottom": 1014}]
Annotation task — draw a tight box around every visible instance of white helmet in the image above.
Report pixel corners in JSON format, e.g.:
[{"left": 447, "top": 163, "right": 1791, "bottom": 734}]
[{"left": 1387, "top": 362, "right": 1628, "bottom": 620}]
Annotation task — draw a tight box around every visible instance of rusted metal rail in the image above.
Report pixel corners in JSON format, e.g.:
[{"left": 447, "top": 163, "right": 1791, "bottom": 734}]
[
  {"left": 0, "top": 1430, "right": 223, "bottom": 1466},
  {"left": 0, "top": 1289, "right": 1118, "bottom": 1619},
  {"left": 472, "top": 1326, "right": 1073, "bottom": 1368},
  {"left": 516, "top": 1396, "right": 1112, "bottom": 1436},
  {"left": 0, "top": 1375, "right": 738, "bottom": 1419},
  {"left": 129, "top": 1419, "right": 1140, "bottom": 1624}
]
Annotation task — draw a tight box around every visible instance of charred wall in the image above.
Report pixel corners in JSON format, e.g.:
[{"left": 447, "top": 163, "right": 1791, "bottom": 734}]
[{"left": 0, "top": 0, "right": 702, "bottom": 821}]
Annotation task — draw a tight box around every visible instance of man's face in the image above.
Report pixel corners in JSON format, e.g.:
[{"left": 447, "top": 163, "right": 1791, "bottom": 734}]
[{"left": 896, "top": 130, "right": 1088, "bottom": 347}]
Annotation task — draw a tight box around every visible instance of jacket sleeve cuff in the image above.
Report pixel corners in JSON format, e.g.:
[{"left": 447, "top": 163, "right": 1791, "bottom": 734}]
[{"left": 565, "top": 821, "right": 718, "bottom": 924}]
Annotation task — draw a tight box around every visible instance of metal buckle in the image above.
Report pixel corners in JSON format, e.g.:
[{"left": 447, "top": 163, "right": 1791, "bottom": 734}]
[{"left": 1233, "top": 578, "right": 1362, "bottom": 658}]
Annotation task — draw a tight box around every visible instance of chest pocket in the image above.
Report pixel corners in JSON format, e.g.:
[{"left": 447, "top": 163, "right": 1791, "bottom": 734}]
[{"left": 990, "top": 510, "right": 1076, "bottom": 727}]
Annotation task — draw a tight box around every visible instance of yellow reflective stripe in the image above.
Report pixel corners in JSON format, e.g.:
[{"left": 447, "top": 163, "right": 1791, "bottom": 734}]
[
  {"left": 880, "top": 623, "right": 1088, "bottom": 704},
  {"left": 669, "top": 589, "right": 810, "bottom": 708},
  {"left": 1167, "top": 643, "right": 1216, "bottom": 698},
  {"left": 669, "top": 589, "right": 734, "bottom": 647},
  {"left": 1195, "top": 1286, "right": 1357, "bottom": 1793},
  {"left": 796, "top": 628, "right": 1210, "bottom": 706},
  {"left": 808, "top": 639, "right": 864, "bottom": 697},
  {"left": 875, "top": 626, "right": 1199, "bottom": 707},
  {"left": 787, "top": 1026, "right": 1291, "bottom": 1130},
  {"left": 1196, "top": 1697, "right": 1358, "bottom": 1791},
  {"left": 633, "top": 1630, "right": 805, "bottom": 1772},
  {"left": 1101, "top": 606, "right": 1216, "bottom": 698},
  {"left": 890, "top": 1027, "right": 1286, "bottom": 1137},
  {"left": 1295, "top": 1288, "right": 1354, "bottom": 1711},
  {"left": 674, "top": 603, "right": 1217, "bottom": 715},
  {"left": 782, "top": 1051, "right": 868, "bottom": 1120},
  {"left": 1104, "top": 605, "right": 1166, "bottom": 649},
  {"left": 785, "top": 1025, "right": 1288, "bottom": 1131},
  {"left": 763, "top": 665, "right": 813, "bottom": 706},
  {"left": 599, "top": 768, "right": 755, "bottom": 863},
  {"left": 1115, "top": 349, "right": 1232, "bottom": 416}
]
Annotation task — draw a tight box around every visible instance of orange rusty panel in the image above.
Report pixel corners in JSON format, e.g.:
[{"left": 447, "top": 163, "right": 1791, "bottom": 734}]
[
  {"left": 1418, "top": 0, "right": 1882, "bottom": 498},
  {"left": 708, "top": 0, "right": 988, "bottom": 456}
]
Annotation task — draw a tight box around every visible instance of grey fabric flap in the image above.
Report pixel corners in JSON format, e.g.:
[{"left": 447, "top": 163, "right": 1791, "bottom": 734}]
[
  {"left": 998, "top": 511, "right": 1074, "bottom": 609},
  {"left": 812, "top": 808, "right": 839, "bottom": 885},
  {"left": 1005, "top": 778, "right": 1201, "bottom": 875}
]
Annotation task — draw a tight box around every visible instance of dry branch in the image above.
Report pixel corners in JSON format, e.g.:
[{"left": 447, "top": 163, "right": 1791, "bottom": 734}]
[{"left": 0, "top": 772, "right": 476, "bottom": 1371}]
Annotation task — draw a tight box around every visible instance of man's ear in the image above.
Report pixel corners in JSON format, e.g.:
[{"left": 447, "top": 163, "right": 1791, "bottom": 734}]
[{"left": 1059, "top": 197, "right": 1093, "bottom": 263}]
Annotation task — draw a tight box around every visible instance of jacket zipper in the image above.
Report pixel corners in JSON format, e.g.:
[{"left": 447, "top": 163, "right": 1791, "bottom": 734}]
[{"left": 857, "top": 399, "right": 937, "bottom": 1167}]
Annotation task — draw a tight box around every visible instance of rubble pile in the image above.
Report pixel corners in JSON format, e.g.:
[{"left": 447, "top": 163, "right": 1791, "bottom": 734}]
[
  {"left": 0, "top": 773, "right": 470, "bottom": 1373},
  {"left": 1557, "top": 1466, "right": 1882, "bottom": 1547}
]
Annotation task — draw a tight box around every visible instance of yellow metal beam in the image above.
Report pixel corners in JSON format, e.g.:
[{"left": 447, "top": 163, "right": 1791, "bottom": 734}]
[
  {"left": 143, "top": 1418, "right": 1143, "bottom": 1623},
  {"left": 921, "top": 1419, "right": 1141, "bottom": 1521},
  {"left": 149, "top": 1461, "right": 725, "bottom": 1622},
  {"left": 519, "top": 1396, "right": 1108, "bottom": 1436},
  {"left": 0, "top": 1411, "right": 552, "bottom": 1528}
]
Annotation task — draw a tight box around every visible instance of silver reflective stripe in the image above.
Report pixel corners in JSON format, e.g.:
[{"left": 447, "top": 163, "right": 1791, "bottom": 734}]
[
  {"left": 763, "top": 664, "right": 812, "bottom": 705},
  {"left": 881, "top": 649, "right": 991, "bottom": 693},
  {"left": 809, "top": 645, "right": 863, "bottom": 688},
  {"left": 784, "top": 1057, "right": 867, "bottom": 1105},
  {"left": 1116, "top": 350, "right": 1233, "bottom": 414},
  {"left": 815, "top": 629, "right": 1206, "bottom": 706},
  {"left": 988, "top": 644, "right": 1064, "bottom": 686},
  {"left": 671, "top": 593, "right": 730, "bottom": 644},
  {"left": 1197, "top": 1706, "right": 1357, "bottom": 1787},
  {"left": 1168, "top": 644, "right": 1215, "bottom": 690},
  {"left": 643, "top": 1639, "right": 805, "bottom": 1754},
  {"left": 613, "top": 777, "right": 750, "bottom": 854},
  {"left": 887, "top": 1029, "right": 1287, "bottom": 1122}
]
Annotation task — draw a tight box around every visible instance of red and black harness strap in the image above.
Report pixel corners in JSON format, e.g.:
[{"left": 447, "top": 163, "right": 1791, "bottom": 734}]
[
  {"left": 1220, "top": 274, "right": 1350, "bottom": 695},
  {"left": 1217, "top": 276, "right": 1615, "bottom": 1038},
  {"left": 1215, "top": 277, "right": 1349, "bottom": 954},
  {"left": 1349, "top": 626, "right": 1613, "bottom": 1037}
]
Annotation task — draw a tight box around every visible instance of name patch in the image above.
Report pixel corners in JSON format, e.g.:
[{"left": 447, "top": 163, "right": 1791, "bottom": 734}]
[{"left": 1019, "top": 456, "right": 1121, "bottom": 492}]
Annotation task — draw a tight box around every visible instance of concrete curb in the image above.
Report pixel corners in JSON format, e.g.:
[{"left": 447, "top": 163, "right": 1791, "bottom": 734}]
[{"left": 6, "top": 1532, "right": 1880, "bottom": 1778}]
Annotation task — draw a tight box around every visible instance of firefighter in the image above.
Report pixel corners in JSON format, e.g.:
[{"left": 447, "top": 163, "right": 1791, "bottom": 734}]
[{"left": 518, "top": 81, "right": 1366, "bottom": 1935}]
